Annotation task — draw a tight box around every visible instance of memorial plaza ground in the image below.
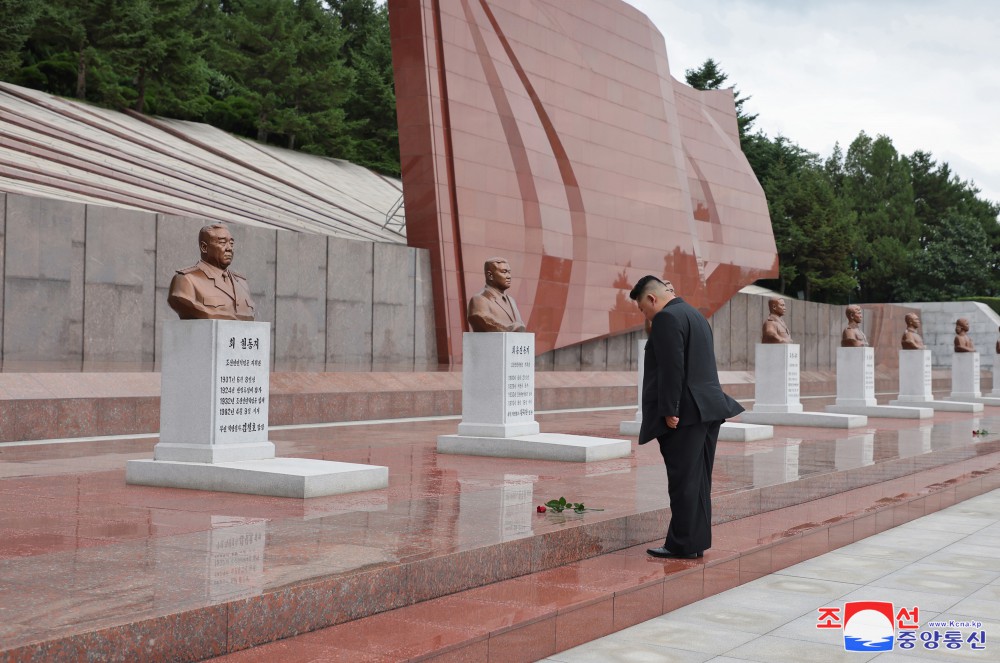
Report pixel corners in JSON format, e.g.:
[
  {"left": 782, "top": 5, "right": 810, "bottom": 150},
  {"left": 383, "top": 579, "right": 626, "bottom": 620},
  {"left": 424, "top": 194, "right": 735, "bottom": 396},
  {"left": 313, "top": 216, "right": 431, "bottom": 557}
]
[{"left": 1, "top": 371, "right": 998, "bottom": 662}]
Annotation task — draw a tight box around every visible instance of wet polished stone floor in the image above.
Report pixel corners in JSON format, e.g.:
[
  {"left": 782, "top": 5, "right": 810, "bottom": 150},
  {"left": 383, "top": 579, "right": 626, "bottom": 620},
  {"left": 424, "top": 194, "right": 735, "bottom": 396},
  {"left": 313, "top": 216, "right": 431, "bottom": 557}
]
[{"left": 1, "top": 400, "right": 999, "bottom": 661}]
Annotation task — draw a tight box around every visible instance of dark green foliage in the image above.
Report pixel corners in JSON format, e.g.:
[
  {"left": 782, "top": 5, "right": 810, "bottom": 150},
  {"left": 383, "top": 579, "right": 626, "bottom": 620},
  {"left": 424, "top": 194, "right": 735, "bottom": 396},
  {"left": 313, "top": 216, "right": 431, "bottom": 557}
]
[
  {"left": 684, "top": 57, "right": 758, "bottom": 143},
  {"left": 2, "top": 0, "right": 400, "bottom": 174},
  {"left": 0, "top": 0, "right": 40, "bottom": 78},
  {"left": 684, "top": 59, "right": 998, "bottom": 304}
]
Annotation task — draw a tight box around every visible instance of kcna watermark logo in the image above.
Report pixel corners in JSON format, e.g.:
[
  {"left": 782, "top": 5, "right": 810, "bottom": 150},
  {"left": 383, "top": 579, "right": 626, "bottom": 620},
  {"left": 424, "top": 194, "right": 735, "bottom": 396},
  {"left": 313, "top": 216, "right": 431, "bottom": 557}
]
[{"left": 816, "top": 601, "right": 987, "bottom": 652}]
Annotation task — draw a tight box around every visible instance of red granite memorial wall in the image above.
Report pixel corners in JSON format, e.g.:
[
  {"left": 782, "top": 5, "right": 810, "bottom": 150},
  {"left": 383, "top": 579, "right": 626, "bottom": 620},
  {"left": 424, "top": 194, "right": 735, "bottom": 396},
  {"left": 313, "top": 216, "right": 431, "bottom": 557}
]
[{"left": 389, "top": 0, "right": 778, "bottom": 363}]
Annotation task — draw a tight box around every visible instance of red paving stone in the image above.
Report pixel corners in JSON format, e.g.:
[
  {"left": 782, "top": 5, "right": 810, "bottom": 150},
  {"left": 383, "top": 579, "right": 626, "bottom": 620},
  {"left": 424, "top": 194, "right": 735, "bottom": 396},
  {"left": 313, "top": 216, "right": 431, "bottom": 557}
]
[{"left": 1, "top": 397, "right": 1000, "bottom": 661}]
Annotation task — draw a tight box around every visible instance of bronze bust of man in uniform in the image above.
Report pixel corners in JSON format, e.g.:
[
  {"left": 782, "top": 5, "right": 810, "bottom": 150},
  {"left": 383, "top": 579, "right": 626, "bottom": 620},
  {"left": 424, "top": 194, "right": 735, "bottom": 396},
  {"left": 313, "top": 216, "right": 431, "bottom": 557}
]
[
  {"left": 841, "top": 305, "right": 868, "bottom": 347},
  {"left": 467, "top": 257, "right": 526, "bottom": 332},
  {"left": 901, "top": 313, "right": 925, "bottom": 350},
  {"left": 168, "top": 224, "right": 256, "bottom": 321},
  {"left": 761, "top": 297, "right": 792, "bottom": 344},
  {"left": 954, "top": 317, "right": 975, "bottom": 353}
]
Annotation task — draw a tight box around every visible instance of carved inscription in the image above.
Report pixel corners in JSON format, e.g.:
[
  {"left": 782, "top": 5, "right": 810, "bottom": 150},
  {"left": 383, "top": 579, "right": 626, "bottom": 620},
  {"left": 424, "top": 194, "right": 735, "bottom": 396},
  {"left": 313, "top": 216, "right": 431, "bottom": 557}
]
[
  {"left": 215, "top": 334, "right": 268, "bottom": 437},
  {"left": 505, "top": 340, "right": 534, "bottom": 421}
]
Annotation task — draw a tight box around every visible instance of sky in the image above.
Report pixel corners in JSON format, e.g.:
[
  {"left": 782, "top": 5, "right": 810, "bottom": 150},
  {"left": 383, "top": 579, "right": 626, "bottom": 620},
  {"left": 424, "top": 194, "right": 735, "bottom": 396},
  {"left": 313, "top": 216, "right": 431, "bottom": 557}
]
[{"left": 624, "top": 0, "right": 1000, "bottom": 206}]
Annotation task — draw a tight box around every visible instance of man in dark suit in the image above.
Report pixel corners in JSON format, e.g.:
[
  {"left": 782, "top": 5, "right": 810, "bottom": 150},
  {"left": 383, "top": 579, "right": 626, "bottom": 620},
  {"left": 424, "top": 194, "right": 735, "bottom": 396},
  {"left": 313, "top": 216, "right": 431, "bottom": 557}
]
[{"left": 629, "top": 275, "right": 744, "bottom": 559}]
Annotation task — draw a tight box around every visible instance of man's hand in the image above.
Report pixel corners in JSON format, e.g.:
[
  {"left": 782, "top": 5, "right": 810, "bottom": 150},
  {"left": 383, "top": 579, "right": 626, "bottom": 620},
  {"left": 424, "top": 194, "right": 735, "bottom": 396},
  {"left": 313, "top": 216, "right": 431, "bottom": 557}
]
[{"left": 665, "top": 416, "right": 679, "bottom": 429}]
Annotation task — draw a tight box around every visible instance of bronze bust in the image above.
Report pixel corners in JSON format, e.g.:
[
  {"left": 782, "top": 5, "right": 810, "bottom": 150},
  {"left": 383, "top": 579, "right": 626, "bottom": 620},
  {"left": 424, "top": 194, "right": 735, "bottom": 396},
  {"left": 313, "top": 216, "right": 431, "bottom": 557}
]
[
  {"left": 901, "top": 313, "right": 925, "bottom": 350},
  {"left": 467, "top": 257, "right": 526, "bottom": 332},
  {"left": 841, "top": 305, "right": 868, "bottom": 347},
  {"left": 168, "top": 224, "right": 256, "bottom": 321},
  {"left": 954, "top": 318, "right": 975, "bottom": 353},
  {"left": 761, "top": 297, "right": 792, "bottom": 344}
]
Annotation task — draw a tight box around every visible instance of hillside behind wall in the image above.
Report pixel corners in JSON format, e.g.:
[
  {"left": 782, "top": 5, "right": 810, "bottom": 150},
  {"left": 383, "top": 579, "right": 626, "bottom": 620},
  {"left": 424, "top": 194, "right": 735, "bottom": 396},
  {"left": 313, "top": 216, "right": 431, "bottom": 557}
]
[{"left": 0, "top": 192, "right": 436, "bottom": 372}]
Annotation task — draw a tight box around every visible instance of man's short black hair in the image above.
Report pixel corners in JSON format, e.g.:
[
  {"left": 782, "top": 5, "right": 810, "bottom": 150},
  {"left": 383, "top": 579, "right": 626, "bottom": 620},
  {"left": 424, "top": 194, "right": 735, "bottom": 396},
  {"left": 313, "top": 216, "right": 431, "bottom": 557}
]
[{"left": 629, "top": 275, "right": 668, "bottom": 301}]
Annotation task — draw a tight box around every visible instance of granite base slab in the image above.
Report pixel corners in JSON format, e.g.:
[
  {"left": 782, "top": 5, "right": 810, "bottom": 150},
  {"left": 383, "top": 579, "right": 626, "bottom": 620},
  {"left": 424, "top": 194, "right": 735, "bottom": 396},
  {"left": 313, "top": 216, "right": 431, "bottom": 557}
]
[
  {"left": 619, "top": 420, "right": 640, "bottom": 435},
  {"left": 888, "top": 399, "right": 984, "bottom": 413},
  {"left": 621, "top": 421, "right": 773, "bottom": 441},
  {"left": 719, "top": 422, "right": 774, "bottom": 441},
  {"left": 952, "top": 396, "right": 1000, "bottom": 407},
  {"left": 739, "top": 411, "right": 867, "bottom": 428},
  {"left": 125, "top": 457, "right": 388, "bottom": 498},
  {"left": 824, "top": 404, "right": 933, "bottom": 419},
  {"left": 437, "top": 432, "right": 631, "bottom": 462}
]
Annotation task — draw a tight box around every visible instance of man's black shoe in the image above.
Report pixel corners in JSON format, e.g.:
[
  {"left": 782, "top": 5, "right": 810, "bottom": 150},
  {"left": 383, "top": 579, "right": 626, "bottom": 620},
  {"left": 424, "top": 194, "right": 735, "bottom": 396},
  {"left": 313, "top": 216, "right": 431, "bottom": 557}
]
[{"left": 646, "top": 546, "right": 703, "bottom": 559}]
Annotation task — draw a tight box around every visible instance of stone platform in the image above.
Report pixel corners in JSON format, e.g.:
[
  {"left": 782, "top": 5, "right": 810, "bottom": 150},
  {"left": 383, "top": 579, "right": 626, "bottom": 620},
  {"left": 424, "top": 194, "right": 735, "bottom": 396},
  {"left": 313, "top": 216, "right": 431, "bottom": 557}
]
[
  {"left": 824, "top": 403, "right": 932, "bottom": 418},
  {"left": 3, "top": 382, "right": 1000, "bottom": 662},
  {"left": 437, "top": 432, "right": 631, "bottom": 462},
  {"left": 889, "top": 398, "right": 984, "bottom": 412},
  {"left": 740, "top": 410, "right": 867, "bottom": 428},
  {"left": 125, "top": 457, "right": 388, "bottom": 498}
]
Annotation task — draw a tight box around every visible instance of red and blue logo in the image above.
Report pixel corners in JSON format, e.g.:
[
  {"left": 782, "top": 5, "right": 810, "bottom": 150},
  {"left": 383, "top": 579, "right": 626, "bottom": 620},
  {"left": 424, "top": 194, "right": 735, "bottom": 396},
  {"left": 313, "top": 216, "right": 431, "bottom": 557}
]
[{"left": 842, "top": 601, "right": 895, "bottom": 651}]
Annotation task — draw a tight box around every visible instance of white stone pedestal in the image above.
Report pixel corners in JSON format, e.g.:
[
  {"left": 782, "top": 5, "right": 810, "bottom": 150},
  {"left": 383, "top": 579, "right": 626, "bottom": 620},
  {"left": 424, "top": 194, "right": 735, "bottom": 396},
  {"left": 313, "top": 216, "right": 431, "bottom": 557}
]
[
  {"left": 991, "top": 355, "right": 1000, "bottom": 397},
  {"left": 438, "top": 333, "right": 630, "bottom": 462},
  {"left": 824, "top": 347, "right": 931, "bottom": 419},
  {"left": 949, "top": 351, "right": 1000, "bottom": 405},
  {"left": 127, "top": 320, "right": 388, "bottom": 497},
  {"left": 617, "top": 339, "right": 770, "bottom": 442},
  {"left": 951, "top": 352, "right": 981, "bottom": 400},
  {"left": 889, "top": 350, "right": 983, "bottom": 412},
  {"left": 741, "top": 344, "right": 867, "bottom": 428},
  {"left": 619, "top": 339, "right": 644, "bottom": 436}
]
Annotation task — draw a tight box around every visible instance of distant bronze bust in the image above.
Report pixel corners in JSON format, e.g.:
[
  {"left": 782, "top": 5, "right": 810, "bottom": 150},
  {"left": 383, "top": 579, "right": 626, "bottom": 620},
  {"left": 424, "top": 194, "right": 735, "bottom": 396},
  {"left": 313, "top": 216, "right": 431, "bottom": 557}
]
[
  {"left": 954, "top": 317, "right": 975, "bottom": 353},
  {"left": 168, "top": 224, "right": 256, "bottom": 321},
  {"left": 901, "top": 313, "right": 925, "bottom": 350},
  {"left": 467, "top": 257, "right": 526, "bottom": 332},
  {"left": 761, "top": 297, "right": 792, "bottom": 344},
  {"left": 996, "top": 325, "right": 1000, "bottom": 354},
  {"left": 841, "top": 305, "right": 868, "bottom": 347}
]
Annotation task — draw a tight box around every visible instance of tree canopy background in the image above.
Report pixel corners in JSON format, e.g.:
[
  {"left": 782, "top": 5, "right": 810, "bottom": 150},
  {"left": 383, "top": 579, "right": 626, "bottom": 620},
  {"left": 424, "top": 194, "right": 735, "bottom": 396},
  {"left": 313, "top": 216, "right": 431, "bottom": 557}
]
[
  {"left": 685, "top": 58, "right": 1000, "bottom": 304},
  {"left": 3, "top": 4, "right": 998, "bottom": 303},
  {"left": 2, "top": 0, "right": 398, "bottom": 174}
]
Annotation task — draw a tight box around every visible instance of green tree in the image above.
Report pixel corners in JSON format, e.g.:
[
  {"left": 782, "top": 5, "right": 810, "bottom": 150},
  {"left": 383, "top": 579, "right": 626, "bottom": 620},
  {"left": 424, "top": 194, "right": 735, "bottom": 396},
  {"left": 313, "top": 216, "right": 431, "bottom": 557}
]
[
  {"left": 130, "top": 0, "right": 211, "bottom": 116},
  {"left": 0, "top": 0, "right": 41, "bottom": 78},
  {"left": 20, "top": 0, "right": 148, "bottom": 106},
  {"left": 833, "top": 132, "right": 918, "bottom": 302},
  {"left": 213, "top": 0, "right": 353, "bottom": 153},
  {"left": 907, "top": 211, "right": 996, "bottom": 300},
  {"left": 329, "top": 0, "right": 398, "bottom": 173},
  {"left": 684, "top": 58, "right": 758, "bottom": 140}
]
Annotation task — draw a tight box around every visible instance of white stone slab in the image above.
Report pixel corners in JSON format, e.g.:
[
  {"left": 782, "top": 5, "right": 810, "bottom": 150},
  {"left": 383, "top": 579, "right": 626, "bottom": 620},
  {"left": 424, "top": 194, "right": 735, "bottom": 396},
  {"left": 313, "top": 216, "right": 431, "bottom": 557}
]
[
  {"left": 619, "top": 419, "right": 641, "bottom": 435},
  {"left": 125, "top": 458, "right": 388, "bottom": 498},
  {"left": 951, "top": 396, "right": 1000, "bottom": 407},
  {"left": 825, "top": 404, "right": 932, "bottom": 419},
  {"left": 887, "top": 398, "right": 983, "bottom": 412},
  {"left": 835, "top": 347, "right": 876, "bottom": 407},
  {"left": 740, "top": 411, "right": 868, "bottom": 428},
  {"left": 155, "top": 319, "right": 274, "bottom": 463},
  {"left": 620, "top": 339, "right": 645, "bottom": 434},
  {"left": 719, "top": 422, "right": 774, "bottom": 442},
  {"left": 437, "top": 433, "right": 631, "bottom": 463},
  {"left": 752, "top": 344, "right": 803, "bottom": 413},
  {"left": 897, "top": 350, "right": 933, "bottom": 401},
  {"left": 457, "top": 332, "right": 540, "bottom": 437},
  {"left": 991, "top": 355, "right": 1000, "bottom": 396},
  {"left": 950, "top": 352, "right": 981, "bottom": 400}
]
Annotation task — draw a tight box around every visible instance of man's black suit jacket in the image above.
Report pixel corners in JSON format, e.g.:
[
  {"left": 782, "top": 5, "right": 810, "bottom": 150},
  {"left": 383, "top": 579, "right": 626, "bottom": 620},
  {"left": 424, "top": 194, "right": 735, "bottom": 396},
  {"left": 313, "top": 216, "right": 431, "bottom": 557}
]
[{"left": 638, "top": 297, "right": 744, "bottom": 444}]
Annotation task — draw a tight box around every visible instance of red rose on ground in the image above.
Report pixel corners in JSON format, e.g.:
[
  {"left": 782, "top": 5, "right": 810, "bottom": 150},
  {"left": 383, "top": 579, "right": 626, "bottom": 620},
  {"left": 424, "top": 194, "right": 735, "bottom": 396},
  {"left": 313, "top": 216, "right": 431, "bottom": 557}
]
[{"left": 536, "top": 505, "right": 546, "bottom": 513}]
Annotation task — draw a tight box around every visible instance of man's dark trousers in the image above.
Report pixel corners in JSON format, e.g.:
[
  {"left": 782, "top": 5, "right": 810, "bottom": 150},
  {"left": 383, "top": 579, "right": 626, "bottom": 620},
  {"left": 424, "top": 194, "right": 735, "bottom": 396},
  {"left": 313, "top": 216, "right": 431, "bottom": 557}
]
[{"left": 657, "top": 420, "right": 720, "bottom": 554}]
